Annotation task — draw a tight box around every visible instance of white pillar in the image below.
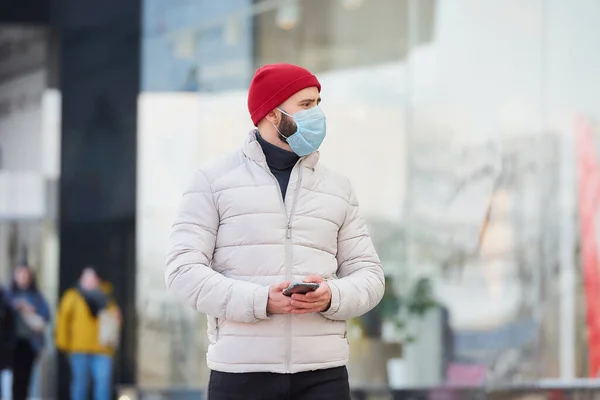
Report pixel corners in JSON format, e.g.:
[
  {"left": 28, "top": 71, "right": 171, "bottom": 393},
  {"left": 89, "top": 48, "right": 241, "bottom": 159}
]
[{"left": 559, "top": 128, "right": 575, "bottom": 379}]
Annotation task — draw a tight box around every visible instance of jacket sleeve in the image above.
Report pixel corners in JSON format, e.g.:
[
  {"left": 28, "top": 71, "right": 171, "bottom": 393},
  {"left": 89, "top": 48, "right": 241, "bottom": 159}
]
[
  {"left": 55, "top": 291, "right": 73, "bottom": 352},
  {"left": 165, "top": 169, "right": 270, "bottom": 323},
  {"left": 36, "top": 293, "right": 51, "bottom": 322},
  {"left": 321, "top": 183, "right": 385, "bottom": 321}
]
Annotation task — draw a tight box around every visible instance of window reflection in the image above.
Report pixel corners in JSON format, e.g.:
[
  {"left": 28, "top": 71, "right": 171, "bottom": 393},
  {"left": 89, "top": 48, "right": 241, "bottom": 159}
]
[{"left": 137, "top": 0, "right": 599, "bottom": 388}]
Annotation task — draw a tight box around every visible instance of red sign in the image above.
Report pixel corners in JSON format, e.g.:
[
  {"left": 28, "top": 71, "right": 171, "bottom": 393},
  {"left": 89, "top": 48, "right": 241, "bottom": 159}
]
[{"left": 575, "top": 116, "right": 600, "bottom": 376}]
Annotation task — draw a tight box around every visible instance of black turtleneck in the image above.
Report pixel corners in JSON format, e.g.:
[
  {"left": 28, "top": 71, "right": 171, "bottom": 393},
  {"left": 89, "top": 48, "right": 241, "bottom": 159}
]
[{"left": 256, "top": 132, "right": 299, "bottom": 200}]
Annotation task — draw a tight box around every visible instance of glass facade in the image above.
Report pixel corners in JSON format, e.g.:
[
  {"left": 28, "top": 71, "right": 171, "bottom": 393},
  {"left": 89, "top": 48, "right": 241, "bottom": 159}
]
[{"left": 138, "top": 0, "right": 600, "bottom": 388}]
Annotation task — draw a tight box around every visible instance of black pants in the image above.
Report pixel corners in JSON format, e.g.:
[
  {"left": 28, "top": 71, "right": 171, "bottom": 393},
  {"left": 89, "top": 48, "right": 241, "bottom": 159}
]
[
  {"left": 208, "top": 366, "right": 350, "bottom": 400},
  {"left": 12, "top": 339, "right": 36, "bottom": 400}
]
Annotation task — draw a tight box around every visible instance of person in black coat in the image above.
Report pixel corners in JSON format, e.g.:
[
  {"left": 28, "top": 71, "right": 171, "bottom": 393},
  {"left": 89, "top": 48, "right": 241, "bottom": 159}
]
[
  {"left": 0, "top": 285, "right": 16, "bottom": 397},
  {"left": 0, "top": 286, "right": 15, "bottom": 368}
]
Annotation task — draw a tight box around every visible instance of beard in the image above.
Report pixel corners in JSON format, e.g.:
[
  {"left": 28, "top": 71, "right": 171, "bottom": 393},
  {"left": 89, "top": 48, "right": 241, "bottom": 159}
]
[{"left": 277, "top": 113, "right": 297, "bottom": 144}]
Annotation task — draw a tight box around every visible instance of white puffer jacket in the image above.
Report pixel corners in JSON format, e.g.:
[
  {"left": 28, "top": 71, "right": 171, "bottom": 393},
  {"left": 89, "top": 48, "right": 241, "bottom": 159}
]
[{"left": 166, "top": 131, "right": 384, "bottom": 374}]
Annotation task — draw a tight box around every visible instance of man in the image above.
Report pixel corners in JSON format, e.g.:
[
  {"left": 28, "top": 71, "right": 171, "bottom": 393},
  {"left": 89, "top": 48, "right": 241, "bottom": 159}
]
[
  {"left": 166, "top": 63, "right": 385, "bottom": 400},
  {"left": 55, "top": 267, "right": 121, "bottom": 400}
]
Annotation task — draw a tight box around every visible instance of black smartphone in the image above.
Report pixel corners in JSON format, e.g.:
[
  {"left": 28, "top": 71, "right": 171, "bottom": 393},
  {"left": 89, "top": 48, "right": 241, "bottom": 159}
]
[{"left": 283, "top": 282, "right": 320, "bottom": 297}]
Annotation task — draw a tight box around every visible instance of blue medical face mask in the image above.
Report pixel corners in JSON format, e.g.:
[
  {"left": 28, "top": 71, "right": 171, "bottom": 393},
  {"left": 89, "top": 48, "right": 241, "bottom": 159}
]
[{"left": 273, "top": 106, "right": 327, "bottom": 157}]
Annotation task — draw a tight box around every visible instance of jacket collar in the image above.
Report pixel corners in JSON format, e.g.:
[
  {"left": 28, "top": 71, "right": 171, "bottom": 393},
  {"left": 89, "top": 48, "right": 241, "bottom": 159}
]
[{"left": 243, "top": 130, "right": 320, "bottom": 170}]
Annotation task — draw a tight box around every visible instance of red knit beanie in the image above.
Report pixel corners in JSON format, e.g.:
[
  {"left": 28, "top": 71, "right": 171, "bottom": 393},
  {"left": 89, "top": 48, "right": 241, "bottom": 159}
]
[{"left": 248, "top": 63, "right": 321, "bottom": 126}]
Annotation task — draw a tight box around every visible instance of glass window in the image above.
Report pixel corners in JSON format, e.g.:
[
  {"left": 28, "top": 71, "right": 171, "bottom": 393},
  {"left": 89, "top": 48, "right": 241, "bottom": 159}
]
[
  {"left": 254, "top": 0, "right": 412, "bottom": 72},
  {"left": 137, "top": 0, "right": 599, "bottom": 388}
]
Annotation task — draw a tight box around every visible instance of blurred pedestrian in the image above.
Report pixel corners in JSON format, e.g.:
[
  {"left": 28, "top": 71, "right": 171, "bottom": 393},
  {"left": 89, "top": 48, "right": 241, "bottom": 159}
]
[
  {"left": 6, "top": 265, "right": 50, "bottom": 400},
  {"left": 0, "top": 284, "right": 16, "bottom": 399},
  {"left": 55, "top": 267, "right": 121, "bottom": 400},
  {"left": 166, "top": 63, "right": 385, "bottom": 400}
]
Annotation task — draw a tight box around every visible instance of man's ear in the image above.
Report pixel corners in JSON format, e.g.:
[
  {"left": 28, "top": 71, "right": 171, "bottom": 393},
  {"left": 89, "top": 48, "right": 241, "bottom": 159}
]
[{"left": 264, "top": 109, "right": 280, "bottom": 125}]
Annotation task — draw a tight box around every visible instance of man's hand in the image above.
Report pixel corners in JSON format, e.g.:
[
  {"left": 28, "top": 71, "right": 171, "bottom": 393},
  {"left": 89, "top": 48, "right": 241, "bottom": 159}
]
[
  {"left": 267, "top": 281, "right": 292, "bottom": 315},
  {"left": 15, "top": 300, "right": 35, "bottom": 313},
  {"left": 291, "top": 276, "right": 332, "bottom": 314},
  {"left": 22, "top": 303, "right": 36, "bottom": 313}
]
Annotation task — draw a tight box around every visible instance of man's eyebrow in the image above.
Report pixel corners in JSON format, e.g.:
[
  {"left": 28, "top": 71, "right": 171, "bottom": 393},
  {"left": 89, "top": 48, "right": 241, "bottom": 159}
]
[{"left": 298, "top": 97, "right": 322, "bottom": 104}]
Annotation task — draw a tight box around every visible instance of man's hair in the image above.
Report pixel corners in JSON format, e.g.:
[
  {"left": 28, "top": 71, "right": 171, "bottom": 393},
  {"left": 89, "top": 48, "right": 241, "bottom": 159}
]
[{"left": 10, "top": 264, "right": 39, "bottom": 293}]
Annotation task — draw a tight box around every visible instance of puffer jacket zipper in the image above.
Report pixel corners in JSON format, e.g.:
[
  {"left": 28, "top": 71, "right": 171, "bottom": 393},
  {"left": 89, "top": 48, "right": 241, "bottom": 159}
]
[
  {"left": 285, "top": 167, "right": 303, "bottom": 373},
  {"left": 263, "top": 161, "right": 303, "bottom": 373}
]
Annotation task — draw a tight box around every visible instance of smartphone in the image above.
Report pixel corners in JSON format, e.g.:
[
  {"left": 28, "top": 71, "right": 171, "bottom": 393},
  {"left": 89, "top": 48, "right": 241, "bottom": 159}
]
[{"left": 283, "top": 282, "right": 320, "bottom": 297}]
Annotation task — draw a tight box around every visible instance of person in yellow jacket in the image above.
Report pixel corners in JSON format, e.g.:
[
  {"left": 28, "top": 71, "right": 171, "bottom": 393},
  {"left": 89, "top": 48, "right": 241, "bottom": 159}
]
[{"left": 55, "top": 267, "right": 121, "bottom": 400}]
